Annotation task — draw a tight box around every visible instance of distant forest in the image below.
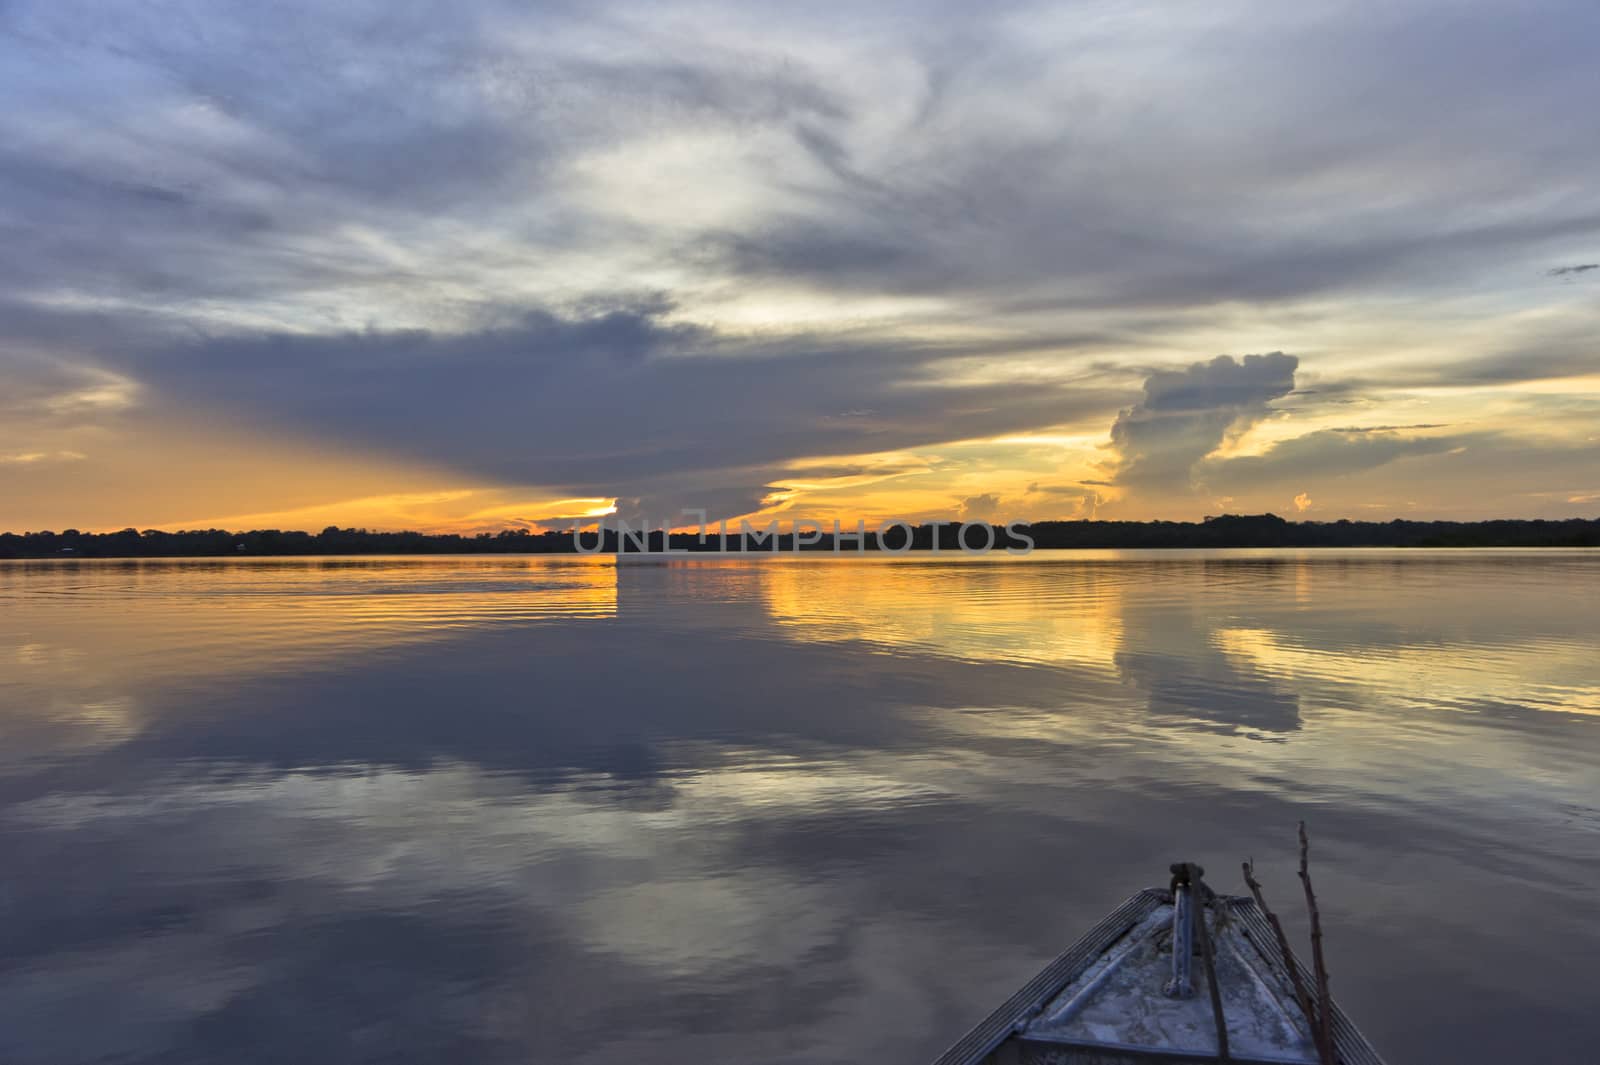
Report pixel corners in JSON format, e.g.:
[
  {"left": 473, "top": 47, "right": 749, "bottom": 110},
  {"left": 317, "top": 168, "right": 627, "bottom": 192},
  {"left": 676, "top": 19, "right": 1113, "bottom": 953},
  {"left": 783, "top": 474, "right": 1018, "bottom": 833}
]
[{"left": 3, "top": 514, "right": 1599, "bottom": 557}]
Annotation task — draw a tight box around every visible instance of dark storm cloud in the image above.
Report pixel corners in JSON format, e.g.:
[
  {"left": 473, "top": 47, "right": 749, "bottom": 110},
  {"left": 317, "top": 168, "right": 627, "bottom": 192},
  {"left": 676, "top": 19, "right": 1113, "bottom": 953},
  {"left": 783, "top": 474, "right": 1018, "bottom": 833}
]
[
  {"left": 99, "top": 302, "right": 1127, "bottom": 517},
  {"left": 1108, "top": 353, "right": 1298, "bottom": 495}
]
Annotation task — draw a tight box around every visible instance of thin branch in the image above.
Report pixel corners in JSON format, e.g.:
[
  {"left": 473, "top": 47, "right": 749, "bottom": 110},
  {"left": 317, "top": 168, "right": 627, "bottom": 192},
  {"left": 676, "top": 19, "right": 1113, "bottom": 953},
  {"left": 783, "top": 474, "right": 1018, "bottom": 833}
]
[
  {"left": 1298, "top": 822, "right": 1335, "bottom": 1064},
  {"left": 1241, "top": 858, "right": 1327, "bottom": 1063}
]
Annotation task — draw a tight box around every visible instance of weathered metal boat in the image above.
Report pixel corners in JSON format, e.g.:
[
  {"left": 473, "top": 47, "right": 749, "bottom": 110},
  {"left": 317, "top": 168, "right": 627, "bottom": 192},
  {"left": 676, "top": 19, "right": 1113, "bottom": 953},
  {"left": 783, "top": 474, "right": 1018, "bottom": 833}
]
[{"left": 932, "top": 864, "right": 1386, "bottom": 1065}]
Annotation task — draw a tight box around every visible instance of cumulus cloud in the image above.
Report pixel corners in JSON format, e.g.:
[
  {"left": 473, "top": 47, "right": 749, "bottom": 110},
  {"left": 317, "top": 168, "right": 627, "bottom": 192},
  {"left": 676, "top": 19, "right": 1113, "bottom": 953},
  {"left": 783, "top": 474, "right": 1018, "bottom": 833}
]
[
  {"left": 956, "top": 493, "right": 1001, "bottom": 522},
  {"left": 1107, "top": 353, "right": 1298, "bottom": 496}
]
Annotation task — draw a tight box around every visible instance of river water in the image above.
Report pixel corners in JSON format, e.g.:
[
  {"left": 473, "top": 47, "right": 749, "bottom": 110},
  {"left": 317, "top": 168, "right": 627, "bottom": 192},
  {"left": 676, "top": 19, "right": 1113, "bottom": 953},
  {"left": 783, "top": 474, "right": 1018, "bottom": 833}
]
[{"left": 1, "top": 551, "right": 1596, "bottom": 1063}]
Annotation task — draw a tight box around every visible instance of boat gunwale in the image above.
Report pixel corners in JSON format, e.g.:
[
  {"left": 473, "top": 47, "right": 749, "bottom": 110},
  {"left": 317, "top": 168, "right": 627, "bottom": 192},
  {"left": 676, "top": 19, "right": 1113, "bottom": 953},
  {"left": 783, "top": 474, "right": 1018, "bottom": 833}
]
[
  {"left": 1233, "top": 899, "right": 1386, "bottom": 1065},
  {"left": 929, "top": 889, "right": 1168, "bottom": 1065}
]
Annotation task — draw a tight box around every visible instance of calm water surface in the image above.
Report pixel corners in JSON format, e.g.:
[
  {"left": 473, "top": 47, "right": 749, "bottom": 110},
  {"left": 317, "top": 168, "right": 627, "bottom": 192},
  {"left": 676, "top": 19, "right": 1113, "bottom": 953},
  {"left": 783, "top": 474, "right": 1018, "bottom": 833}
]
[{"left": 1, "top": 552, "right": 1597, "bottom": 1064}]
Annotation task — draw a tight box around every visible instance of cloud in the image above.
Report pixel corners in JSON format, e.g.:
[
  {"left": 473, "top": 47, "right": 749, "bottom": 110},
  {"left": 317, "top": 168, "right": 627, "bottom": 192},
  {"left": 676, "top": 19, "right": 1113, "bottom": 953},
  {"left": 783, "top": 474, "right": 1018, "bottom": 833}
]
[
  {"left": 1293, "top": 491, "right": 1312, "bottom": 513},
  {"left": 1308, "top": 309, "right": 1600, "bottom": 398},
  {"left": 1328, "top": 424, "right": 1448, "bottom": 433},
  {"left": 956, "top": 493, "right": 1001, "bottom": 522},
  {"left": 1548, "top": 263, "right": 1599, "bottom": 277},
  {"left": 0, "top": 356, "right": 140, "bottom": 421},
  {"left": 82, "top": 301, "right": 1128, "bottom": 521},
  {"left": 0, "top": 450, "right": 85, "bottom": 465},
  {"left": 1201, "top": 427, "right": 1461, "bottom": 491},
  {"left": 4, "top": 0, "right": 1600, "bottom": 333},
  {"left": 3, "top": 1, "right": 1600, "bottom": 526},
  {"left": 1107, "top": 352, "right": 1299, "bottom": 496},
  {"left": 1185, "top": 428, "right": 1600, "bottom": 519}
]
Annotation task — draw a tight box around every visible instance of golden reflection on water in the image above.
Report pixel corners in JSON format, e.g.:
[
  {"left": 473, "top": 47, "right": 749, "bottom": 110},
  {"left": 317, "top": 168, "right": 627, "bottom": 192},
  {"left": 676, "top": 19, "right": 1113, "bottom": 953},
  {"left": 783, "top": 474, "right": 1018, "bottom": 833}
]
[
  {"left": 5, "top": 551, "right": 1598, "bottom": 766},
  {"left": 0, "top": 557, "right": 618, "bottom": 757},
  {"left": 747, "top": 552, "right": 1600, "bottom": 821},
  {"left": 1214, "top": 625, "right": 1600, "bottom": 719},
  {"left": 758, "top": 556, "right": 1126, "bottom": 671},
  {"left": 753, "top": 551, "right": 1600, "bottom": 722}
]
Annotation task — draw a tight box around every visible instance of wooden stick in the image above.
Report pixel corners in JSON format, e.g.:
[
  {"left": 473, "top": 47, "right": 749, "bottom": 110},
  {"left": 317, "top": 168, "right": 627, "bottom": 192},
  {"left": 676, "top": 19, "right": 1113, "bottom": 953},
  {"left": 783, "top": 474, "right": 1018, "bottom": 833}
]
[
  {"left": 1193, "top": 888, "right": 1231, "bottom": 1062},
  {"left": 1241, "top": 859, "right": 1326, "bottom": 1063},
  {"left": 1298, "top": 822, "right": 1336, "bottom": 1064}
]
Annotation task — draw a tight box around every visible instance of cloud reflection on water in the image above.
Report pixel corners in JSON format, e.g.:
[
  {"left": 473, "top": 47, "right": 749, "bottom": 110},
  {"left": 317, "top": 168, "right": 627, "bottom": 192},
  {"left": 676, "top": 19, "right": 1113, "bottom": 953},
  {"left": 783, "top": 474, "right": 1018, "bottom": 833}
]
[{"left": 1, "top": 552, "right": 1597, "bottom": 1064}]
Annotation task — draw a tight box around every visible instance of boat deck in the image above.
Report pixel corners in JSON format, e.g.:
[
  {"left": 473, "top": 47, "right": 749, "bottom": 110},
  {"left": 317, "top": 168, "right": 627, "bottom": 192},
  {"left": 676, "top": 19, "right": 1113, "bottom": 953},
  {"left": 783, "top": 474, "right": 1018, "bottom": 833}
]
[{"left": 932, "top": 889, "right": 1385, "bottom": 1065}]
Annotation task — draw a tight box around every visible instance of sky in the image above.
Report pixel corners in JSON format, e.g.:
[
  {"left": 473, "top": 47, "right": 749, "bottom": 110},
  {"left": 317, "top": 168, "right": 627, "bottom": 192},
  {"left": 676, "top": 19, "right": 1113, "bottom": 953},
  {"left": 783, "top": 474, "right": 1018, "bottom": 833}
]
[{"left": 1, "top": 0, "right": 1598, "bottom": 533}]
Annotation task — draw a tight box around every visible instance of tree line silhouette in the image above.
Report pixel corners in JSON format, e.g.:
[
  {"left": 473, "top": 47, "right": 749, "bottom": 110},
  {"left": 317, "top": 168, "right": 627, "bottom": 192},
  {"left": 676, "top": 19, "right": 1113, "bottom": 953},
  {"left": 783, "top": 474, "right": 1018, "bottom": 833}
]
[{"left": 3, "top": 513, "right": 1598, "bottom": 558}]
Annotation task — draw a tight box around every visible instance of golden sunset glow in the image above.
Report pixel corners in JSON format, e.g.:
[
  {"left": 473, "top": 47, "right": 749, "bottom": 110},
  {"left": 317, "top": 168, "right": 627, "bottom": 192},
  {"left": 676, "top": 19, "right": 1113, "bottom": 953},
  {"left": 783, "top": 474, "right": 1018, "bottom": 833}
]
[{"left": 3, "top": 0, "right": 1598, "bottom": 534}]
